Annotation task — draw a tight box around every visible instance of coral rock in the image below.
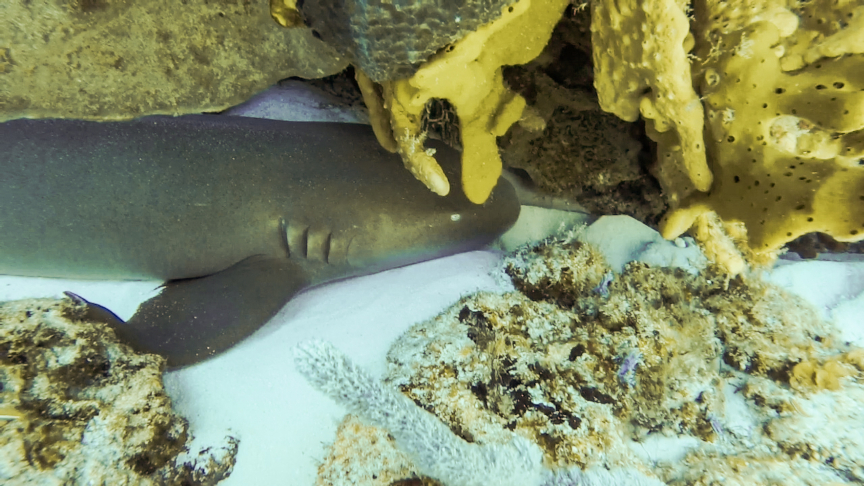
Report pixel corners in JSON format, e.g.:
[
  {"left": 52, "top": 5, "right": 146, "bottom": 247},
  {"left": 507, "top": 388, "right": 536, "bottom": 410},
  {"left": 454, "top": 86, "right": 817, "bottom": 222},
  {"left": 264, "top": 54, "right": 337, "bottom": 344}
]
[{"left": 0, "top": 0, "right": 347, "bottom": 121}]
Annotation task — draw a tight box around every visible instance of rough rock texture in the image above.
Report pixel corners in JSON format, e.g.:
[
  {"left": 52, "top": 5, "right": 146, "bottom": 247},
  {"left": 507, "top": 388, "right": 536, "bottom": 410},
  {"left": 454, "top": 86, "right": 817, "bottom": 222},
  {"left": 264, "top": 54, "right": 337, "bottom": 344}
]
[
  {"left": 0, "top": 297, "right": 236, "bottom": 484},
  {"left": 317, "top": 234, "right": 864, "bottom": 484},
  {"left": 786, "top": 233, "right": 864, "bottom": 260},
  {"left": 0, "top": 0, "right": 347, "bottom": 121},
  {"left": 501, "top": 5, "right": 665, "bottom": 225},
  {"left": 315, "top": 414, "right": 420, "bottom": 486},
  {"left": 298, "top": 0, "right": 518, "bottom": 82}
]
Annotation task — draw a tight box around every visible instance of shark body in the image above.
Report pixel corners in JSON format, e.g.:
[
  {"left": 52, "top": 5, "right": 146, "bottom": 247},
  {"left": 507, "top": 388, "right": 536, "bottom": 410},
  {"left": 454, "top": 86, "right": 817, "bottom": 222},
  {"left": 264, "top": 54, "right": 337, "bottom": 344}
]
[{"left": 0, "top": 115, "right": 519, "bottom": 367}]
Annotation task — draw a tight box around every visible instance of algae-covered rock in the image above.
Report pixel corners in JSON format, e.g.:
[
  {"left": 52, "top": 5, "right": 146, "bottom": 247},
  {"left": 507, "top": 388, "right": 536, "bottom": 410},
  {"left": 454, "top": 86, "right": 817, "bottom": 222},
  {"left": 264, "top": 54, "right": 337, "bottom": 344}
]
[
  {"left": 318, "top": 231, "right": 864, "bottom": 484},
  {"left": 315, "top": 414, "right": 420, "bottom": 486},
  {"left": 0, "top": 0, "right": 347, "bottom": 121},
  {"left": 502, "top": 7, "right": 664, "bottom": 224},
  {"left": 0, "top": 297, "right": 236, "bottom": 484}
]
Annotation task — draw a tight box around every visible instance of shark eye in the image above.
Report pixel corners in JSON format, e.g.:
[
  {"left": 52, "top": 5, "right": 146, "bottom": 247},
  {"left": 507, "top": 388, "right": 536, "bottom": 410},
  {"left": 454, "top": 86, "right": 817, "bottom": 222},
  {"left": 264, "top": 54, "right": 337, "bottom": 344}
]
[{"left": 450, "top": 214, "right": 462, "bottom": 222}]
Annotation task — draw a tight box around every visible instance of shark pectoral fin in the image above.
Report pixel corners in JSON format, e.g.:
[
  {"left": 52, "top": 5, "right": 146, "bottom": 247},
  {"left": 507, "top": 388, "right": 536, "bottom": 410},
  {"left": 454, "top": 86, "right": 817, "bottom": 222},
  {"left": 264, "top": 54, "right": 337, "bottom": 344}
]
[
  {"left": 114, "top": 256, "right": 310, "bottom": 369},
  {"left": 63, "top": 291, "right": 127, "bottom": 327}
]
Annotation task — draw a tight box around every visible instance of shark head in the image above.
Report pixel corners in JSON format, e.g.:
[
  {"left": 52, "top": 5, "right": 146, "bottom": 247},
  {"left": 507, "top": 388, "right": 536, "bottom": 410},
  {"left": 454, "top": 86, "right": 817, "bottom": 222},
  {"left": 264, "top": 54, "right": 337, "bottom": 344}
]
[
  {"left": 280, "top": 134, "right": 522, "bottom": 281},
  {"left": 343, "top": 168, "right": 521, "bottom": 274}
]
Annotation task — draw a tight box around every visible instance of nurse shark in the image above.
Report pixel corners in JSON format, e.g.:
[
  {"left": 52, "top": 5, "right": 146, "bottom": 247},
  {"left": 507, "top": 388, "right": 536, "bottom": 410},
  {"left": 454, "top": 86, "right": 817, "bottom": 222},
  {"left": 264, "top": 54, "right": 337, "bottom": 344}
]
[{"left": 0, "top": 115, "right": 519, "bottom": 367}]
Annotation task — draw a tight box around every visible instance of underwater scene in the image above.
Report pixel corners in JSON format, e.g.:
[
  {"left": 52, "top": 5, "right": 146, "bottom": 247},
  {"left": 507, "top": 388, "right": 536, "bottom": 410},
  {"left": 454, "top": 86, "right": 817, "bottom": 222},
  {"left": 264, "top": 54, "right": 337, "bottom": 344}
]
[{"left": 2, "top": 0, "right": 864, "bottom": 484}]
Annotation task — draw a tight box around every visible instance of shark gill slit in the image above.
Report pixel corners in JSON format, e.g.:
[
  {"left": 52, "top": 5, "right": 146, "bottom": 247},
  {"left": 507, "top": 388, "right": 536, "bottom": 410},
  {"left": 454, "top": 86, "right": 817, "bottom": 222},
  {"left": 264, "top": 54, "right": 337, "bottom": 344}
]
[
  {"left": 323, "top": 232, "right": 332, "bottom": 264},
  {"left": 299, "top": 226, "right": 309, "bottom": 258},
  {"left": 279, "top": 218, "right": 290, "bottom": 257},
  {"left": 281, "top": 219, "right": 311, "bottom": 259}
]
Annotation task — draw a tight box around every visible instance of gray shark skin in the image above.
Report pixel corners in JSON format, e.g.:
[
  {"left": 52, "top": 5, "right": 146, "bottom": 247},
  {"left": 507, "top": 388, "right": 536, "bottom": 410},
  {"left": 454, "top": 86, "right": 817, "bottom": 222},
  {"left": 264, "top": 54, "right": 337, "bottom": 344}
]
[{"left": 0, "top": 115, "right": 520, "bottom": 367}]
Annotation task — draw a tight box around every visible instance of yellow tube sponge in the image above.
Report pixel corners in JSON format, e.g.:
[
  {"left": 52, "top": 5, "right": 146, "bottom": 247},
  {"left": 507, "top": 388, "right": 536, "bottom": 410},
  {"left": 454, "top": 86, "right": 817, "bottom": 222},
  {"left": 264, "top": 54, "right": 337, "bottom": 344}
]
[
  {"left": 661, "top": 2, "right": 864, "bottom": 263},
  {"left": 591, "top": 0, "right": 712, "bottom": 200},
  {"left": 781, "top": 0, "right": 864, "bottom": 70},
  {"left": 369, "top": 0, "right": 570, "bottom": 204}
]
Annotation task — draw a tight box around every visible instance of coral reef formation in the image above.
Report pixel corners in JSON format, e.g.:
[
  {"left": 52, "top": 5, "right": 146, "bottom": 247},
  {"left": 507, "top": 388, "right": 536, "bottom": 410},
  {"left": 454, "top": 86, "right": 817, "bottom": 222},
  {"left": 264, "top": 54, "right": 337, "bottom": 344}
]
[
  {"left": 309, "top": 231, "right": 864, "bottom": 485},
  {"left": 313, "top": 414, "right": 418, "bottom": 486},
  {"left": 664, "top": 0, "right": 864, "bottom": 266},
  {"left": 296, "top": 340, "right": 666, "bottom": 486},
  {"left": 296, "top": 340, "right": 547, "bottom": 486},
  {"left": 591, "top": 0, "right": 864, "bottom": 267},
  {"left": 359, "top": 0, "right": 572, "bottom": 204},
  {"left": 0, "top": 297, "right": 236, "bottom": 484},
  {"left": 786, "top": 232, "right": 864, "bottom": 260},
  {"left": 0, "top": 0, "right": 346, "bottom": 121},
  {"left": 501, "top": 5, "right": 666, "bottom": 224},
  {"left": 291, "top": 0, "right": 518, "bottom": 82},
  {"left": 591, "top": 0, "right": 711, "bottom": 197}
]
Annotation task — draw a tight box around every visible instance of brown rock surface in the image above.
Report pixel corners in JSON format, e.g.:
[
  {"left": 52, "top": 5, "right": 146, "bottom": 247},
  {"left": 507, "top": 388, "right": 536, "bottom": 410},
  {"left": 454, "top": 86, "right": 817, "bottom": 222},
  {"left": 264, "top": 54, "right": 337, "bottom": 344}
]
[{"left": 0, "top": 0, "right": 347, "bottom": 121}]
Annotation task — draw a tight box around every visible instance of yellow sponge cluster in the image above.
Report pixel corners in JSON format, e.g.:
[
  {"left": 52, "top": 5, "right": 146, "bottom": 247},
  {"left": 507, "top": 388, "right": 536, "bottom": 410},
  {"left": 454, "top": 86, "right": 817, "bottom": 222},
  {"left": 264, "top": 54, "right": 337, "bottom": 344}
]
[
  {"left": 591, "top": 0, "right": 712, "bottom": 200},
  {"left": 593, "top": 0, "right": 864, "bottom": 269},
  {"left": 360, "top": 0, "right": 571, "bottom": 204}
]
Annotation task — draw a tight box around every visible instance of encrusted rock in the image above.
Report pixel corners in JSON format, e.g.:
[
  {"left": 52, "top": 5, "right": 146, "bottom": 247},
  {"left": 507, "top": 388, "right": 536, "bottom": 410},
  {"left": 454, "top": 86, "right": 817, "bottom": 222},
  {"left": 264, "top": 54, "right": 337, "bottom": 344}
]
[
  {"left": 317, "top": 234, "right": 862, "bottom": 484},
  {"left": 297, "top": 0, "right": 518, "bottom": 82},
  {"left": 1, "top": 0, "right": 347, "bottom": 121},
  {"left": 0, "top": 297, "right": 236, "bottom": 484}
]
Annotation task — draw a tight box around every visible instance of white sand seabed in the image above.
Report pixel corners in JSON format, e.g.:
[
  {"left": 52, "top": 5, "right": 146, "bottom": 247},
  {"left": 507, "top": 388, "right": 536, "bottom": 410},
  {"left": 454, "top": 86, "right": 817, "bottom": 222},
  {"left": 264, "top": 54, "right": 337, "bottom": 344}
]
[{"left": 2, "top": 211, "right": 863, "bottom": 485}]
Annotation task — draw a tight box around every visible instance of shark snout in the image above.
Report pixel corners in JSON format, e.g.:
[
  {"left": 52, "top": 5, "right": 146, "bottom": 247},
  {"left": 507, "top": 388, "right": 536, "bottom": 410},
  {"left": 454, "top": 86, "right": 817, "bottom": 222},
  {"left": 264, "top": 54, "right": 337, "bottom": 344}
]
[{"left": 345, "top": 175, "right": 520, "bottom": 271}]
